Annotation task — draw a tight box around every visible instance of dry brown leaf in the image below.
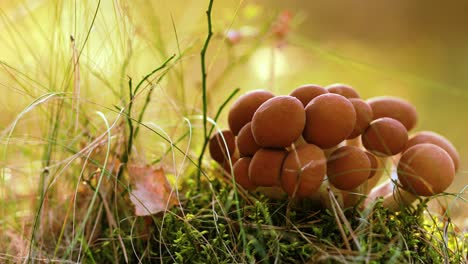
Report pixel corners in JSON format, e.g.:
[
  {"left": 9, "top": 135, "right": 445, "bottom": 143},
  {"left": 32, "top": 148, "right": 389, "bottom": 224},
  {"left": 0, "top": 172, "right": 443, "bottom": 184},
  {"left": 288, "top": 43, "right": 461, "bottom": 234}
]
[{"left": 128, "top": 165, "right": 179, "bottom": 216}]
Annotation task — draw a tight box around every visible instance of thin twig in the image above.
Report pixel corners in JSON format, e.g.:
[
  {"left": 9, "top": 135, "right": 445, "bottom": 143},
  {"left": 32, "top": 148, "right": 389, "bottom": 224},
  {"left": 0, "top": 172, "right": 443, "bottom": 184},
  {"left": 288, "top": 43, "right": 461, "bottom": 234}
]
[
  {"left": 329, "top": 187, "right": 362, "bottom": 251},
  {"left": 197, "top": 0, "right": 215, "bottom": 190},
  {"left": 328, "top": 188, "right": 351, "bottom": 251},
  {"left": 133, "top": 54, "right": 176, "bottom": 138}
]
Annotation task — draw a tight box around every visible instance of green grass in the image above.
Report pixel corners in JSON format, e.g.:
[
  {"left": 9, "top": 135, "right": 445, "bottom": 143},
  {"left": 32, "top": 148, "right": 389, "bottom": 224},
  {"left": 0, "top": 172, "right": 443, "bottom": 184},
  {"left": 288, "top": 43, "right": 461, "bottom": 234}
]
[
  {"left": 0, "top": 0, "right": 467, "bottom": 263},
  {"left": 10, "top": 170, "right": 464, "bottom": 263},
  {"left": 144, "top": 176, "right": 467, "bottom": 263}
]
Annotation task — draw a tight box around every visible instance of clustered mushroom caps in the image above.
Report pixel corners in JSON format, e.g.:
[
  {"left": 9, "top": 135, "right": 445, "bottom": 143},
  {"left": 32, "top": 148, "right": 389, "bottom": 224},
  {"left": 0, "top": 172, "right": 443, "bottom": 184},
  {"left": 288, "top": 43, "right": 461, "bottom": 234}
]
[{"left": 209, "top": 84, "right": 460, "bottom": 211}]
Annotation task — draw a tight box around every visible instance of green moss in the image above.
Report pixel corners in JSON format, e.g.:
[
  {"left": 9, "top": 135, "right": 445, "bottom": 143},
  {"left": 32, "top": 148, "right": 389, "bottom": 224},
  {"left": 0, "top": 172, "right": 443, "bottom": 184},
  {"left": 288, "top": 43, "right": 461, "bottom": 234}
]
[{"left": 84, "top": 173, "right": 466, "bottom": 263}]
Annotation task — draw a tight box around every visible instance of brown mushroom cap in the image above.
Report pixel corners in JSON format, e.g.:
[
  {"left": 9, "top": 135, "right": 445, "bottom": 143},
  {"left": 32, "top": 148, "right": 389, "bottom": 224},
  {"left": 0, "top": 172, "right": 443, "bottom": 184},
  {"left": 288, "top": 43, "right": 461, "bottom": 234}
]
[
  {"left": 281, "top": 144, "right": 326, "bottom": 198},
  {"left": 347, "top": 98, "right": 373, "bottom": 139},
  {"left": 367, "top": 96, "right": 418, "bottom": 131},
  {"left": 303, "top": 93, "right": 356, "bottom": 148},
  {"left": 209, "top": 130, "right": 237, "bottom": 164},
  {"left": 289, "top": 84, "right": 328, "bottom": 107},
  {"left": 397, "top": 143, "right": 455, "bottom": 196},
  {"left": 327, "top": 146, "right": 371, "bottom": 190},
  {"left": 249, "top": 148, "right": 287, "bottom": 187},
  {"left": 404, "top": 131, "right": 460, "bottom": 171},
  {"left": 236, "top": 122, "right": 261, "bottom": 157},
  {"left": 362, "top": 117, "right": 408, "bottom": 157},
  {"left": 252, "top": 96, "right": 305, "bottom": 148},
  {"left": 364, "top": 151, "right": 379, "bottom": 179},
  {"left": 228, "top": 90, "right": 275, "bottom": 135},
  {"left": 326, "top": 83, "right": 360, "bottom": 98},
  {"left": 233, "top": 158, "right": 256, "bottom": 191}
]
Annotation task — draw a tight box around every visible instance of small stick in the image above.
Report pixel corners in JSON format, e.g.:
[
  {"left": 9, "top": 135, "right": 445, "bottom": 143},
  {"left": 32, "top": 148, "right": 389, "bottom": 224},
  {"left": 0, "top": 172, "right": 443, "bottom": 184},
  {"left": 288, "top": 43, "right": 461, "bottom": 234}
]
[
  {"left": 328, "top": 187, "right": 362, "bottom": 251},
  {"left": 328, "top": 187, "right": 351, "bottom": 251},
  {"left": 319, "top": 181, "right": 344, "bottom": 209}
]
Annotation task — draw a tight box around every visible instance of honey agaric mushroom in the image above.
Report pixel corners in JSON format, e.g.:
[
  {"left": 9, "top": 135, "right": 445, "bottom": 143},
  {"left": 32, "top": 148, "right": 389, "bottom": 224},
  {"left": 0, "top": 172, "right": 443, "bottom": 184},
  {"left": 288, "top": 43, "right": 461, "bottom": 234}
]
[
  {"left": 249, "top": 148, "right": 287, "bottom": 187},
  {"left": 398, "top": 143, "right": 455, "bottom": 196},
  {"left": 303, "top": 93, "right": 356, "bottom": 149},
  {"left": 342, "top": 152, "right": 388, "bottom": 207},
  {"left": 289, "top": 84, "right": 328, "bottom": 107},
  {"left": 209, "top": 130, "right": 237, "bottom": 164},
  {"left": 281, "top": 144, "right": 326, "bottom": 198},
  {"left": 252, "top": 96, "right": 305, "bottom": 148},
  {"left": 233, "top": 158, "right": 256, "bottom": 191},
  {"left": 367, "top": 97, "right": 418, "bottom": 131},
  {"left": 236, "top": 122, "right": 260, "bottom": 157},
  {"left": 363, "top": 152, "right": 388, "bottom": 193},
  {"left": 326, "top": 83, "right": 360, "bottom": 99},
  {"left": 371, "top": 143, "right": 456, "bottom": 211},
  {"left": 327, "top": 146, "right": 371, "bottom": 190},
  {"left": 347, "top": 98, "right": 373, "bottom": 139},
  {"left": 362, "top": 117, "right": 408, "bottom": 157},
  {"left": 404, "top": 131, "right": 460, "bottom": 171},
  {"left": 228, "top": 89, "right": 274, "bottom": 135}
]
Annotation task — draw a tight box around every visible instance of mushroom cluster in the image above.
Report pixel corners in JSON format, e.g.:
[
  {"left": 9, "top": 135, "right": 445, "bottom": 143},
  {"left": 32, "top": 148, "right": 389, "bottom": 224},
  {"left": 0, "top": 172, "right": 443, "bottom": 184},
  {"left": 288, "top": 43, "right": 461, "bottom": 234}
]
[{"left": 209, "top": 84, "right": 459, "bottom": 210}]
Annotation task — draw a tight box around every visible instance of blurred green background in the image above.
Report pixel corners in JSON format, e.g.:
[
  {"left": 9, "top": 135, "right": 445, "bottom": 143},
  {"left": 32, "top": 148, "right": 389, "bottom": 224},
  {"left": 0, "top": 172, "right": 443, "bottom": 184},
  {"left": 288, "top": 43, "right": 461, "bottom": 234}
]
[{"left": 0, "top": 0, "right": 466, "bottom": 223}]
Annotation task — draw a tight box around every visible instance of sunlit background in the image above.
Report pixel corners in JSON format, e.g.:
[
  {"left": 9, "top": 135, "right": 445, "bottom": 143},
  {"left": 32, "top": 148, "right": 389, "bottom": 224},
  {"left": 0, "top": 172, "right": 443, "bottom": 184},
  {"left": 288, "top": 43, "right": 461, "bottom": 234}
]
[{"left": 0, "top": 0, "right": 467, "bottom": 234}]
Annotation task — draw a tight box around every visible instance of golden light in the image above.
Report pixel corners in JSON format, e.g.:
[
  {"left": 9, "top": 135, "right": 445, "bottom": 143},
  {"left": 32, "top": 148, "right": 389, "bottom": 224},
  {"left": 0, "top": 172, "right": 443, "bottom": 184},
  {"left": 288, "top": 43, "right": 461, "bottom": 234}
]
[{"left": 250, "top": 47, "right": 288, "bottom": 81}]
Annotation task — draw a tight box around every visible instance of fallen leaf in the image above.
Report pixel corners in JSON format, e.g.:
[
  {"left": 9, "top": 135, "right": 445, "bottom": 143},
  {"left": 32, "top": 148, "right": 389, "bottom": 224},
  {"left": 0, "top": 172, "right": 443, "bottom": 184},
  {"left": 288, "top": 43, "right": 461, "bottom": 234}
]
[{"left": 128, "top": 165, "right": 179, "bottom": 216}]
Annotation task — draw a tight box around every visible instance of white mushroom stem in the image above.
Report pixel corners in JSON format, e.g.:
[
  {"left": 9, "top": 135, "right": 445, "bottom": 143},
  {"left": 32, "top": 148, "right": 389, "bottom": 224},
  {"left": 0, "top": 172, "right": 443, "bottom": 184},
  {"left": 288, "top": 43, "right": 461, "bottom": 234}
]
[
  {"left": 364, "top": 179, "right": 394, "bottom": 207},
  {"left": 363, "top": 157, "right": 389, "bottom": 194},
  {"left": 345, "top": 137, "right": 361, "bottom": 147},
  {"left": 364, "top": 171, "right": 383, "bottom": 194},
  {"left": 364, "top": 178, "right": 419, "bottom": 212},
  {"left": 381, "top": 188, "right": 418, "bottom": 212}
]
